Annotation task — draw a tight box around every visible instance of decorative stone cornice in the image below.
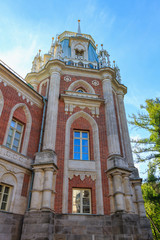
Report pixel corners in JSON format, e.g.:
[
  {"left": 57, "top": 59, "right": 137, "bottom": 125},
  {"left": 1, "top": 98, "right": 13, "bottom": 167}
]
[
  {"left": 68, "top": 170, "right": 96, "bottom": 181},
  {"left": 61, "top": 91, "right": 104, "bottom": 117},
  {"left": 0, "top": 145, "right": 31, "bottom": 169},
  {"left": 49, "top": 66, "right": 62, "bottom": 74}
]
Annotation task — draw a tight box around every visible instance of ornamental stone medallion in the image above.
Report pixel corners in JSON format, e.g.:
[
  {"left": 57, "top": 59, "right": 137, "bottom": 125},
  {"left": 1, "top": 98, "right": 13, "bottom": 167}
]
[
  {"left": 92, "top": 80, "right": 99, "bottom": 86},
  {"left": 64, "top": 76, "right": 71, "bottom": 82}
]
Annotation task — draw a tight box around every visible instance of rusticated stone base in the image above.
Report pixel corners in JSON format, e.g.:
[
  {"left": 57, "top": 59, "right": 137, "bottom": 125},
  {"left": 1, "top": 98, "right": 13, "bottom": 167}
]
[
  {"left": 0, "top": 211, "right": 23, "bottom": 240},
  {"left": 20, "top": 211, "right": 153, "bottom": 240}
]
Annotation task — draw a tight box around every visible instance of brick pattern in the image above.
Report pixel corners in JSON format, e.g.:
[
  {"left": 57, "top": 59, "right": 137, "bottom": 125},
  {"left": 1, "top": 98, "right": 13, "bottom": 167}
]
[
  {"left": 68, "top": 175, "right": 96, "bottom": 214},
  {"left": 54, "top": 75, "right": 110, "bottom": 214},
  {"left": 0, "top": 82, "right": 43, "bottom": 158},
  {"left": 21, "top": 173, "right": 30, "bottom": 197}
]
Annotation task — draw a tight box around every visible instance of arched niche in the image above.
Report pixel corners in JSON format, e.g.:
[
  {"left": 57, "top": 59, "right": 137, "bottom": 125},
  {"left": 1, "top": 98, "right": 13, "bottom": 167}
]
[
  {"left": 3, "top": 103, "right": 32, "bottom": 155},
  {"left": 68, "top": 80, "right": 95, "bottom": 94},
  {"left": 62, "top": 111, "right": 104, "bottom": 215}
]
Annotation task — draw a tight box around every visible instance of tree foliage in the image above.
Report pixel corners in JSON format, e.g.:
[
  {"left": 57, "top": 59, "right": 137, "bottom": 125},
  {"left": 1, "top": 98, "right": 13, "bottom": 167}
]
[
  {"left": 142, "top": 164, "right": 160, "bottom": 239},
  {"left": 129, "top": 98, "right": 160, "bottom": 171}
]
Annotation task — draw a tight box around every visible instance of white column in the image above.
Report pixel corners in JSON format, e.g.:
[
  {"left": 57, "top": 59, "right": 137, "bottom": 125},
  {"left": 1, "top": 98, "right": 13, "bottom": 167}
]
[
  {"left": 108, "top": 175, "right": 115, "bottom": 214},
  {"left": 102, "top": 74, "right": 121, "bottom": 156},
  {"left": 41, "top": 168, "right": 54, "bottom": 210},
  {"left": 117, "top": 91, "right": 134, "bottom": 167},
  {"left": 43, "top": 66, "right": 61, "bottom": 151},
  {"left": 113, "top": 172, "right": 125, "bottom": 212},
  {"left": 134, "top": 182, "right": 146, "bottom": 217},
  {"left": 123, "top": 175, "right": 135, "bottom": 213},
  {"left": 30, "top": 169, "right": 43, "bottom": 211}
]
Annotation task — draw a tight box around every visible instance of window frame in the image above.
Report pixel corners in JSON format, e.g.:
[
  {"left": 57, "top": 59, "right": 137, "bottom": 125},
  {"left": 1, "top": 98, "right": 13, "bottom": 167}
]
[
  {"left": 72, "top": 188, "right": 92, "bottom": 214},
  {"left": 73, "top": 130, "right": 90, "bottom": 161},
  {"left": 0, "top": 183, "right": 11, "bottom": 211},
  {"left": 6, "top": 119, "right": 24, "bottom": 152}
]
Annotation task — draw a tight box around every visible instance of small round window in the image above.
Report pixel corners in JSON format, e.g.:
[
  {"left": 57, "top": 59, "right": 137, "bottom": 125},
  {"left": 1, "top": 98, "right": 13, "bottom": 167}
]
[{"left": 76, "top": 88, "right": 85, "bottom": 93}]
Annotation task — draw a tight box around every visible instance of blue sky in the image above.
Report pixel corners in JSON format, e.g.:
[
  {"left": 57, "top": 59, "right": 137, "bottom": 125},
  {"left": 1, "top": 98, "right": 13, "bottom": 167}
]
[{"left": 0, "top": 0, "right": 160, "bottom": 178}]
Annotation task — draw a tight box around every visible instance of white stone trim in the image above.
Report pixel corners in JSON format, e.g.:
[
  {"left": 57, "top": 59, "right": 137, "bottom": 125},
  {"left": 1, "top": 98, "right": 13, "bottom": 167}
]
[
  {"left": 3, "top": 103, "right": 32, "bottom": 155},
  {"left": 68, "top": 80, "right": 95, "bottom": 94},
  {"left": 0, "top": 90, "right": 4, "bottom": 116},
  {"left": 62, "top": 111, "right": 104, "bottom": 214},
  {"left": 39, "top": 78, "right": 49, "bottom": 97}
]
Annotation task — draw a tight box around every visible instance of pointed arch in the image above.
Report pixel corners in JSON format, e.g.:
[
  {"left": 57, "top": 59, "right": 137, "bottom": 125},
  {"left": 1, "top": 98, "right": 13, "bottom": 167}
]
[
  {"left": 3, "top": 103, "right": 32, "bottom": 155},
  {"left": 62, "top": 111, "right": 104, "bottom": 214},
  {"left": 0, "top": 90, "right": 4, "bottom": 116},
  {"left": 68, "top": 80, "right": 95, "bottom": 94}
]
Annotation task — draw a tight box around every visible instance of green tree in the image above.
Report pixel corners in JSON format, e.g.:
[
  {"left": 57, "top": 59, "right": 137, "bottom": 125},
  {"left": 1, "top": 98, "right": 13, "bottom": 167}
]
[
  {"left": 129, "top": 98, "right": 160, "bottom": 172},
  {"left": 130, "top": 98, "right": 160, "bottom": 239},
  {"left": 142, "top": 164, "right": 160, "bottom": 239}
]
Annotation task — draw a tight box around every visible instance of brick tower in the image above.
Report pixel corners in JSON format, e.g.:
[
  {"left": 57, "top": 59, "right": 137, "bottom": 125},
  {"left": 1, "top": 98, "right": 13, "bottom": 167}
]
[{"left": 0, "top": 21, "right": 152, "bottom": 239}]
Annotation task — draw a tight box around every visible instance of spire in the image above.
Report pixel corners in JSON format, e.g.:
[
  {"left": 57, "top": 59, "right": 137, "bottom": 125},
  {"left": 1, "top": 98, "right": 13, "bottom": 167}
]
[{"left": 77, "top": 20, "right": 82, "bottom": 36}]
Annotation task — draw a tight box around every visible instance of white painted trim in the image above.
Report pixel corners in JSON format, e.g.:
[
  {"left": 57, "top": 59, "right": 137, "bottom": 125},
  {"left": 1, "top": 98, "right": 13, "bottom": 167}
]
[
  {"left": 3, "top": 103, "right": 32, "bottom": 155},
  {"left": 68, "top": 80, "right": 95, "bottom": 94},
  {"left": 0, "top": 90, "right": 4, "bottom": 116},
  {"left": 62, "top": 111, "right": 104, "bottom": 214}
]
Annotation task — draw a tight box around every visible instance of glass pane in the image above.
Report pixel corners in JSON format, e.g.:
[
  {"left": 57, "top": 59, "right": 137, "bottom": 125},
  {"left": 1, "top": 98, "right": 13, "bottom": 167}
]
[
  {"left": 0, "top": 185, "right": 2, "bottom": 192},
  {"left": 4, "top": 187, "right": 9, "bottom": 194},
  {"left": 83, "top": 198, "right": 90, "bottom": 205},
  {"left": 74, "top": 146, "right": 80, "bottom": 153},
  {"left": 3, "top": 194, "right": 8, "bottom": 202},
  {"left": 15, "top": 132, "right": 20, "bottom": 139},
  {"left": 74, "top": 139, "right": 80, "bottom": 145},
  {"left": 74, "top": 153, "right": 80, "bottom": 160},
  {"left": 82, "top": 154, "right": 89, "bottom": 160},
  {"left": 83, "top": 206, "right": 90, "bottom": 213},
  {"left": 0, "top": 193, "right": 2, "bottom": 201},
  {"left": 82, "top": 132, "right": 88, "bottom": 138},
  {"left": 6, "top": 143, "right": 10, "bottom": 148},
  {"left": 82, "top": 140, "right": 88, "bottom": 146},
  {"left": 11, "top": 120, "right": 16, "bottom": 128},
  {"left": 73, "top": 190, "right": 81, "bottom": 213},
  {"left": 13, "top": 139, "right": 19, "bottom": 147},
  {"left": 1, "top": 202, "right": 6, "bottom": 210},
  {"left": 7, "top": 136, "right": 12, "bottom": 144},
  {"left": 82, "top": 146, "right": 88, "bottom": 153},
  {"left": 74, "top": 132, "right": 80, "bottom": 138},
  {"left": 12, "top": 146, "right": 18, "bottom": 152},
  {"left": 9, "top": 128, "right": 13, "bottom": 136},
  {"left": 17, "top": 123, "right": 22, "bottom": 132},
  {"left": 83, "top": 190, "right": 89, "bottom": 198}
]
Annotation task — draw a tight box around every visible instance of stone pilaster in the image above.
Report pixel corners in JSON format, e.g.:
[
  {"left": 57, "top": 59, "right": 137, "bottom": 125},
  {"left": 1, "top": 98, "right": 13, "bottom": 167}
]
[
  {"left": 30, "top": 169, "right": 43, "bottom": 211},
  {"left": 123, "top": 175, "right": 135, "bottom": 213},
  {"left": 133, "top": 181, "right": 146, "bottom": 217},
  {"left": 41, "top": 167, "right": 54, "bottom": 210},
  {"left": 108, "top": 175, "right": 115, "bottom": 214},
  {"left": 112, "top": 172, "right": 125, "bottom": 212},
  {"left": 102, "top": 74, "right": 121, "bottom": 157},
  {"left": 117, "top": 91, "right": 134, "bottom": 167},
  {"left": 30, "top": 150, "right": 58, "bottom": 212},
  {"left": 43, "top": 66, "right": 61, "bottom": 151}
]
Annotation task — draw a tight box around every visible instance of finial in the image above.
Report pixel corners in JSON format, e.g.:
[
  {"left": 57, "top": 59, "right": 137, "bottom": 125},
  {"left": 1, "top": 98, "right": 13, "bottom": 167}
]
[
  {"left": 101, "top": 44, "right": 103, "bottom": 49},
  {"left": 39, "top": 49, "right": 41, "bottom": 55},
  {"left": 77, "top": 19, "right": 82, "bottom": 36},
  {"left": 113, "top": 60, "right": 115, "bottom": 68},
  {"left": 96, "top": 44, "right": 98, "bottom": 48},
  {"left": 52, "top": 37, "right": 54, "bottom": 42}
]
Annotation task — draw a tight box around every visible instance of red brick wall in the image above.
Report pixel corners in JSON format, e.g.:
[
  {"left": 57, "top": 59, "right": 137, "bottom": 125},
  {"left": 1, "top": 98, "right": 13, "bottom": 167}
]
[
  {"left": 68, "top": 176, "right": 96, "bottom": 214},
  {"left": 54, "top": 74, "right": 110, "bottom": 214},
  {"left": 21, "top": 173, "right": 30, "bottom": 197},
  {"left": 0, "top": 82, "right": 43, "bottom": 158}
]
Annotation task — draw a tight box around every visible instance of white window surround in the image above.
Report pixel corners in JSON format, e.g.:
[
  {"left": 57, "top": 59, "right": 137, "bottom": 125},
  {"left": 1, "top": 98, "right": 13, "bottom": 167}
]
[
  {"left": 68, "top": 80, "right": 95, "bottom": 94},
  {"left": 0, "top": 90, "right": 4, "bottom": 117},
  {"left": 0, "top": 168, "right": 17, "bottom": 213},
  {"left": 62, "top": 111, "right": 104, "bottom": 214},
  {"left": 3, "top": 103, "right": 32, "bottom": 155},
  {"left": 0, "top": 183, "right": 11, "bottom": 211},
  {"left": 39, "top": 79, "right": 49, "bottom": 97},
  {"left": 6, "top": 119, "right": 24, "bottom": 152},
  {"left": 72, "top": 188, "right": 91, "bottom": 214}
]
